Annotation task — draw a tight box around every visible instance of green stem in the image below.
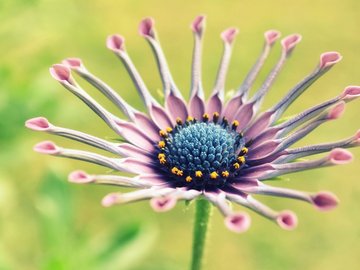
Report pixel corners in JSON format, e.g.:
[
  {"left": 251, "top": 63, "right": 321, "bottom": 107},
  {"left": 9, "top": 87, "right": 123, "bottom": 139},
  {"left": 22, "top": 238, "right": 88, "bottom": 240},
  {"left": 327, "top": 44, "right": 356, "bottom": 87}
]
[{"left": 190, "top": 199, "right": 213, "bottom": 270}]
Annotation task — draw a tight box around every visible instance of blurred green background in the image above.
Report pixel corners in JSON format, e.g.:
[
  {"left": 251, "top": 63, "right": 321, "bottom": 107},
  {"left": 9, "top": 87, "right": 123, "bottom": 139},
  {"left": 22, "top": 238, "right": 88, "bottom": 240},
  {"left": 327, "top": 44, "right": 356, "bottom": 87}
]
[{"left": 1, "top": 0, "right": 360, "bottom": 269}]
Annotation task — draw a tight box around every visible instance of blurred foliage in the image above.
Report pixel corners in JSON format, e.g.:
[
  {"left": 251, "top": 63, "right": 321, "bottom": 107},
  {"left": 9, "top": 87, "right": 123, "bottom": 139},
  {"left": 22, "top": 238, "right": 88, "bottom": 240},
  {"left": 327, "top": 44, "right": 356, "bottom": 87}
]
[{"left": 1, "top": 0, "right": 360, "bottom": 269}]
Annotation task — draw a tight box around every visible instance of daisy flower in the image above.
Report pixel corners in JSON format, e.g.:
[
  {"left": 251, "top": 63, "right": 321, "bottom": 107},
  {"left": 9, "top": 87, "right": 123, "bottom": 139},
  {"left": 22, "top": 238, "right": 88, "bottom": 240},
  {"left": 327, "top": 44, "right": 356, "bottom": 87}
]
[{"left": 26, "top": 15, "right": 360, "bottom": 234}]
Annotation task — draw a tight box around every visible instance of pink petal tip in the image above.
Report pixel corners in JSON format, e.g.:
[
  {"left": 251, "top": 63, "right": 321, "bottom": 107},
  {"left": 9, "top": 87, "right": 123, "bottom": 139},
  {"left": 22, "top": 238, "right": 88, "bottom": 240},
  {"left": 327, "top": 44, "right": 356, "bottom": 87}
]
[
  {"left": 68, "top": 170, "right": 94, "bottom": 184},
  {"left": 139, "top": 17, "right": 155, "bottom": 38},
  {"left": 225, "top": 212, "right": 251, "bottom": 233},
  {"left": 312, "top": 191, "right": 339, "bottom": 211},
  {"left": 276, "top": 211, "right": 298, "bottom": 230},
  {"left": 281, "top": 34, "right": 302, "bottom": 54},
  {"left": 265, "top": 30, "right": 281, "bottom": 45},
  {"left": 341, "top": 86, "right": 360, "bottom": 101},
  {"left": 102, "top": 193, "right": 119, "bottom": 207},
  {"left": 319, "top": 52, "right": 342, "bottom": 69},
  {"left": 221, "top": 27, "right": 239, "bottom": 44},
  {"left": 62, "top": 58, "right": 83, "bottom": 69},
  {"left": 25, "top": 117, "right": 51, "bottom": 131},
  {"left": 328, "top": 148, "right": 353, "bottom": 164},
  {"left": 50, "top": 64, "right": 72, "bottom": 83},
  {"left": 327, "top": 102, "right": 345, "bottom": 120},
  {"left": 33, "top": 141, "right": 59, "bottom": 154},
  {"left": 150, "top": 197, "right": 177, "bottom": 212},
  {"left": 191, "top": 15, "right": 206, "bottom": 34},
  {"left": 106, "top": 34, "right": 125, "bottom": 52}
]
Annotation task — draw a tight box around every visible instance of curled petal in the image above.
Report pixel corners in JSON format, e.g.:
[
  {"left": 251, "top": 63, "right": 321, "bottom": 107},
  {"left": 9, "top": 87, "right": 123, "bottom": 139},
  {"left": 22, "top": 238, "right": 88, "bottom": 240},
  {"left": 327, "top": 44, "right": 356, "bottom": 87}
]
[
  {"left": 341, "top": 85, "right": 360, "bottom": 101},
  {"left": 311, "top": 192, "right": 339, "bottom": 211},
  {"left": 25, "top": 117, "right": 51, "bottom": 131},
  {"left": 191, "top": 15, "right": 206, "bottom": 35},
  {"left": 68, "top": 170, "right": 94, "bottom": 184},
  {"left": 281, "top": 34, "right": 302, "bottom": 54},
  {"left": 62, "top": 57, "right": 83, "bottom": 69},
  {"left": 221, "top": 27, "right": 239, "bottom": 44},
  {"left": 34, "top": 141, "right": 59, "bottom": 154},
  {"left": 102, "top": 193, "right": 119, "bottom": 207},
  {"left": 327, "top": 101, "right": 345, "bottom": 119},
  {"left": 276, "top": 211, "right": 298, "bottom": 230},
  {"left": 225, "top": 212, "right": 251, "bottom": 233},
  {"left": 319, "top": 51, "right": 342, "bottom": 69},
  {"left": 265, "top": 30, "right": 281, "bottom": 45},
  {"left": 50, "top": 64, "right": 72, "bottom": 83},
  {"left": 150, "top": 196, "right": 177, "bottom": 212},
  {"left": 328, "top": 148, "right": 353, "bottom": 164},
  {"left": 139, "top": 17, "right": 155, "bottom": 38},
  {"left": 106, "top": 34, "right": 125, "bottom": 52}
]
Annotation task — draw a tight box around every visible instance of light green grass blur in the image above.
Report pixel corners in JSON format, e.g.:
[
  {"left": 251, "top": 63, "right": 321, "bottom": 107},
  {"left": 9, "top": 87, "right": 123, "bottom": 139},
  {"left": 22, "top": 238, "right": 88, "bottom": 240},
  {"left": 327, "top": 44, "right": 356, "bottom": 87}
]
[{"left": 1, "top": 0, "right": 360, "bottom": 269}]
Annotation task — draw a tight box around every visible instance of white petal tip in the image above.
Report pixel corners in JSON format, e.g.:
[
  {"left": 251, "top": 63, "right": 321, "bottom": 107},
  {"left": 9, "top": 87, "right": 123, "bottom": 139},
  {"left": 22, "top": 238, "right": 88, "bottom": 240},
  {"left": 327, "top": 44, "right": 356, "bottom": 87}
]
[
  {"left": 25, "top": 117, "right": 51, "bottom": 131},
  {"left": 150, "top": 197, "right": 177, "bottom": 212},
  {"left": 139, "top": 17, "right": 155, "bottom": 38},
  {"left": 106, "top": 34, "right": 125, "bottom": 52},
  {"left": 319, "top": 51, "right": 342, "bottom": 69},
  {"left": 68, "top": 170, "right": 94, "bottom": 184},
  {"left": 50, "top": 64, "right": 71, "bottom": 82},
  {"left": 191, "top": 15, "right": 206, "bottom": 35},
  {"left": 101, "top": 193, "right": 119, "bottom": 207},
  {"left": 264, "top": 30, "right": 281, "bottom": 45},
  {"left": 33, "top": 141, "right": 59, "bottom": 154},
  {"left": 276, "top": 211, "right": 298, "bottom": 230},
  {"left": 328, "top": 148, "right": 353, "bottom": 164},
  {"left": 225, "top": 212, "right": 251, "bottom": 233},
  {"left": 221, "top": 27, "right": 239, "bottom": 44},
  {"left": 312, "top": 191, "right": 339, "bottom": 211}
]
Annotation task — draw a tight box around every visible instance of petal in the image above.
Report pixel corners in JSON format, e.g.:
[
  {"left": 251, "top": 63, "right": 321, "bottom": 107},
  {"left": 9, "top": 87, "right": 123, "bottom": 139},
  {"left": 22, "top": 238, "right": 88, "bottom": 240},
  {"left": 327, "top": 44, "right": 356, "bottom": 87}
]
[{"left": 225, "top": 212, "right": 251, "bottom": 233}]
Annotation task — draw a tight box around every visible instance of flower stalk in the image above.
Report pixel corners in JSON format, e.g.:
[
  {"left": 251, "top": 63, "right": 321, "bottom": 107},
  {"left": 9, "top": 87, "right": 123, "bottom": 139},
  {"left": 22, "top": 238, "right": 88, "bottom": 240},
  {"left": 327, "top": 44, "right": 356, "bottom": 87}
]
[{"left": 190, "top": 199, "right": 213, "bottom": 270}]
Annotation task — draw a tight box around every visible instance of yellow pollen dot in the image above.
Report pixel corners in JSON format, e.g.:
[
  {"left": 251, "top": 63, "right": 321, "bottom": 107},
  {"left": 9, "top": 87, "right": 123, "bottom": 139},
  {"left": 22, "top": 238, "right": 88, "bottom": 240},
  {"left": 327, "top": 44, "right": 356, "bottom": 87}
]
[
  {"left": 186, "top": 176, "right": 193, "bottom": 182},
  {"left": 158, "top": 141, "right": 166, "bottom": 148},
  {"left": 159, "top": 158, "right": 166, "bottom": 164},
  {"left": 159, "top": 130, "right": 167, "bottom": 137},
  {"left": 213, "top": 112, "right": 219, "bottom": 118},
  {"left": 222, "top": 171, "right": 229, "bottom": 178},
  {"left": 241, "top": 147, "right": 248, "bottom": 155},
  {"left": 232, "top": 120, "right": 239, "bottom": 127},
  {"left": 177, "top": 170, "right": 184, "bottom": 176},
  {"left": 166, "top": 127, "right": 173, "bottom": 133},
  {"left": 187, "top": 116, "right": 194, "bottom": 122},
  {"left": 195, "top": 171, "right": 203, "bottom": 178},
  {"left": 237, "top": 156, "right": 245, "bottom": 164},
  {"left": 158, "top": 153, "right": 165, "bottom": 159},
  {"left": 210, "top": 171, "right": 219, "bottom": 179},
  {"left": 202, "top": 113, "right": 209, "bottom": 120},
  {"left": 171, "top": 167, "right": 179, "bottom": 174},
  {"left": 176, "top": 117, "right": 183, "bottom": 125},
  {"left": 233, "top": 162, "right": 240, "bottom": 169}
]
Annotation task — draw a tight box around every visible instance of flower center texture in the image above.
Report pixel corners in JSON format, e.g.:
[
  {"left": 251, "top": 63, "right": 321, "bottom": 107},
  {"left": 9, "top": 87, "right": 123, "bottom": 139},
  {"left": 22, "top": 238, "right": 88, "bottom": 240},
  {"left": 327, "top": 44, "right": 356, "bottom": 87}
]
[{"left": 156, "top": 113, "right": 249, "bottom": 191}]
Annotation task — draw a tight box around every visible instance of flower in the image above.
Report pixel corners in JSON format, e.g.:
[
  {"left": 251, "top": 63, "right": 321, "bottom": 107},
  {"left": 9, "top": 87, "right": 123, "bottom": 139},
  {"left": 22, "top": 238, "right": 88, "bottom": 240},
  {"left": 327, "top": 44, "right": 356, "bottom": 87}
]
[{"left": 26, "top": 15, "right": 360, "bottom": 233}]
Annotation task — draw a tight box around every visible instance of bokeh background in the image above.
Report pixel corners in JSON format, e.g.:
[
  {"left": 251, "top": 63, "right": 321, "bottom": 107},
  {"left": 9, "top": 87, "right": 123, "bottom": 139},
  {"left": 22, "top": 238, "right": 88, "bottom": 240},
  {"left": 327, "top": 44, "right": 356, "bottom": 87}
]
[{"left": 1, "top": 0, "right": 360, "bottom": 269}]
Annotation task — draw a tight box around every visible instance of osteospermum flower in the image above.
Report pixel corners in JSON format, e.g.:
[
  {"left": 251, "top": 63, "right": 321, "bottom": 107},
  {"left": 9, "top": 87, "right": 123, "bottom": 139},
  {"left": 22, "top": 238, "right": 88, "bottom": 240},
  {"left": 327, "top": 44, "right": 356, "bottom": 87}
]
[{"left": 26, "top": 16, "right": 360, "bottom": 233}]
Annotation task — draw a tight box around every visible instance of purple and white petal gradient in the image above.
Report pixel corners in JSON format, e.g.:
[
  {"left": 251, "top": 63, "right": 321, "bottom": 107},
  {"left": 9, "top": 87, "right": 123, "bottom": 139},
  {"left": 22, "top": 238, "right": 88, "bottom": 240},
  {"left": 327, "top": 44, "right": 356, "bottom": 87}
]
[{"left": 26, "top": 16, "right": 359, "bottom": 233}]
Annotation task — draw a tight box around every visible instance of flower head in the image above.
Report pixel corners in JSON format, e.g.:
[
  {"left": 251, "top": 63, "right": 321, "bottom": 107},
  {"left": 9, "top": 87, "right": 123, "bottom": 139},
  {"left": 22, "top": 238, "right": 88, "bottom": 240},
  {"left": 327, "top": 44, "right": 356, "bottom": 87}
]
[{"left": 26, "top": 16, "right": 360, "bottom": 233}]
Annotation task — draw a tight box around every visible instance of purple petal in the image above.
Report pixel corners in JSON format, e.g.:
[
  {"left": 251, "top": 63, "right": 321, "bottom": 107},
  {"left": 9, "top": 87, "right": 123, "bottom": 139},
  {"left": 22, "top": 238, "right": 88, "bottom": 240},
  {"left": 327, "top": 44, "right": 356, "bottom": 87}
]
[
  {"left": 34, "top": 141, "right": 59, "bottom": 154},
  {"left": 68, "top": 170, "right": 94, "bottom": 184},
  {"left": 106, "top": 34, "right": 125, "bottom": 52},
  {"left": 206, "top": 93, "right": 223, "bottom": 116},
  {"left": 165, "top": 92, "right": 188, "bottom": 122},
  {"left": 150, "top": 196, "right": 177, "bottom": 212},
  {"left": 311, "top": 191, "right": 339, "bottom": 211},
  {"left": 188, "top": 94, "right": 205, "bottom": 119}
]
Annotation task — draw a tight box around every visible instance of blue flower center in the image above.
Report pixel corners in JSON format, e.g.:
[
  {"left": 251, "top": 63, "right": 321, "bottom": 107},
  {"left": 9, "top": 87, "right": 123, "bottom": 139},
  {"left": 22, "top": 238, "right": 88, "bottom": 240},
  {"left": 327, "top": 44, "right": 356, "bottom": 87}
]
[
  {"left": 165, "top": 122, "right": 240, "bottom": 173},
  {"left": 156, "top": 114, "right": 248, "bottom": 190}
]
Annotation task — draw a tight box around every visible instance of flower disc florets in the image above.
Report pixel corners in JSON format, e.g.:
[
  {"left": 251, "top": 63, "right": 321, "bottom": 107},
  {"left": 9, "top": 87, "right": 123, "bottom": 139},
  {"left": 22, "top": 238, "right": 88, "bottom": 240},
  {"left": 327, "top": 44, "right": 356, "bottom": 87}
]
[{"left": 156, "top": 114, "right": 247, "bottom": 190}]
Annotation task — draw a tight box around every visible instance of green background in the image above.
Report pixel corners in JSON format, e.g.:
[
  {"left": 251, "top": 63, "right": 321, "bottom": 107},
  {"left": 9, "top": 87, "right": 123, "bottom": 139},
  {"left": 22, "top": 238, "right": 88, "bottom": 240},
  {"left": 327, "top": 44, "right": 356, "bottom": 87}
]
[{"left": 1, "top": 0, "right": 359, "bottom": 269}]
